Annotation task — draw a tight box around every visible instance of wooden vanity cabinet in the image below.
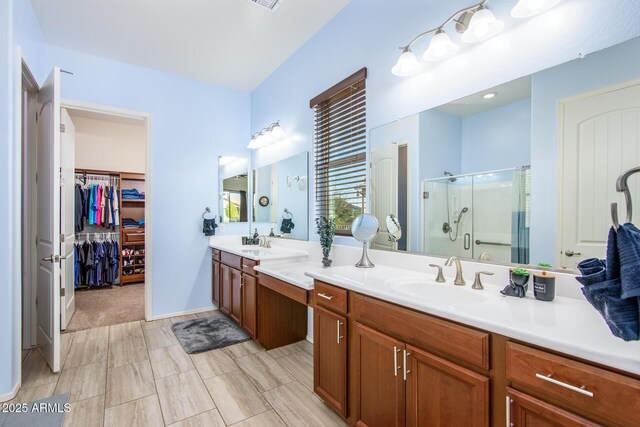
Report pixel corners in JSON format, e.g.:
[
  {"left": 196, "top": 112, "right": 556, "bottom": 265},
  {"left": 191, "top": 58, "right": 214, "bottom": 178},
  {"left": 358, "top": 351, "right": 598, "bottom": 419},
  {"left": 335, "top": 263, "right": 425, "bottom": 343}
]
[
  {"left": 241, "top": 273, "right": 257, "bottom": 338},
  {"left": 220, "top": 264, "right": 232, "bottom": 316},
  {"left": 506, "top": 388, "right": 600, "bottom": 427},
  {"left": 354, "top": 322, "right": 405, "bottom": 427},
  {"left": 314, "top": 305, "right": 348, "bottom": 418},
  {"left": 406, "top": 344, "right": 489, "bottom": 427},
  {"left": 216, "top": 250, "right": 259, "bottom": 338},
  {"left": 212, "top": 258, "right": 220, "bottom": 307}
]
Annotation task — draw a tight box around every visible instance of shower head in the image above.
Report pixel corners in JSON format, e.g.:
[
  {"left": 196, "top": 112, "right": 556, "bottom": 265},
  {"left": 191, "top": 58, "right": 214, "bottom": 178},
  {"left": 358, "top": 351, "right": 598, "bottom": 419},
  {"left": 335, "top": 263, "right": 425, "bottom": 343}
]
[{"left": 444, "top": 171, "right": 457, "bottom": 182}]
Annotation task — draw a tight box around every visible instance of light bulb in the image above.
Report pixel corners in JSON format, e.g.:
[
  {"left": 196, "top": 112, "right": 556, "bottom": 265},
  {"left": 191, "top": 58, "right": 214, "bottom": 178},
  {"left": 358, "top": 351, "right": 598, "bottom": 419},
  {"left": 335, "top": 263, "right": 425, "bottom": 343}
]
[
  {"left": 423, "top": 30, "right": 459, "bottom": 62},
  {"left": 270, "top": 122, "right": 285, "bottom": 140},
  {"left": 461, "top": 7, "right": 504, "bottom": 43},
  {"left": 247, "top": 136, "right": 257, "bottom": 149},
  {"left": 511, "top": 0, "right": 561, "bottom": 18},
  {"left": 391, "top": 48, "right": 423, "bottom": 77}
]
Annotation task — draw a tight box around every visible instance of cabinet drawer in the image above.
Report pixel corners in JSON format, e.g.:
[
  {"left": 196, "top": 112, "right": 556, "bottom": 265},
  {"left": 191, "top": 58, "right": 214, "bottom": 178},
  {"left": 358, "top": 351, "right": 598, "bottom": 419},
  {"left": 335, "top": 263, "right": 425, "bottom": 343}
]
[
  {"left": 506, "top": 342, "right": 640, "bottom": 426},
  {"left": 260, "top": 274, "right": 308, "bottom": 305},
  {"left": 220, "top": 251, "right": 242, "bottom": 270},
  {"left": 212, "top": 249, "right": 221, "bottom": 260},
  {"left": 122, "top": 229, "right": 145, "bottom": 244},
  {"left": 353, "top": 293, "right": 489, "bottom": 370},
  {"left": 241, "top": 257, "right": 259, "bottom": 277},
  {"left": 314, "top": 281, "right": 347, "bottom": 314}
]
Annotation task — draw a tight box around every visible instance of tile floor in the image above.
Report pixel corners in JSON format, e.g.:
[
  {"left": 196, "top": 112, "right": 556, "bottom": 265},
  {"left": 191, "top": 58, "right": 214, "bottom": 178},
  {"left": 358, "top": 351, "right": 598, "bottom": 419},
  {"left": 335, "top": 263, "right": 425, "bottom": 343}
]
[{"left": 13, "top": 310, "right": 346, "bottom": 427}]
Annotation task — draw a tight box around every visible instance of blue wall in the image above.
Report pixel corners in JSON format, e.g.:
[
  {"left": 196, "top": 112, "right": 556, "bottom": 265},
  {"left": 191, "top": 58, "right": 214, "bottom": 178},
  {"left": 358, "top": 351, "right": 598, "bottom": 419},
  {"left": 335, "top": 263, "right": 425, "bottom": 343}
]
[
  {"left": 461, "top": 98, "right": 531, "bottom": 173},
  {"left": 419, "top": 109, "right": 462, "bottom": 180},
  {"left": 1, "top": 0, "right": 17, "bottom": 400}
]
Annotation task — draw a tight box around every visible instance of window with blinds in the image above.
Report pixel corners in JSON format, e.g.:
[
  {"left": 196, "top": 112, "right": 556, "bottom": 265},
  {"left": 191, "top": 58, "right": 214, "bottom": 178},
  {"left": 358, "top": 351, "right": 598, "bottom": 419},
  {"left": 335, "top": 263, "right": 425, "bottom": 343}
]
[{"left": 310, "top": 68, "right": 367, "bottom": 234}]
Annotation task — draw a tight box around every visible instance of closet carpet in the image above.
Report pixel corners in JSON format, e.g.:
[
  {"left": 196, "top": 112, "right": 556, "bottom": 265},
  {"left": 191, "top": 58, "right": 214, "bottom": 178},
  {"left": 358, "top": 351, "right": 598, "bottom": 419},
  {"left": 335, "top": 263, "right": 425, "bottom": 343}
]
[{"left": 66, "top": 284, "right": 145, "bottom": 332}]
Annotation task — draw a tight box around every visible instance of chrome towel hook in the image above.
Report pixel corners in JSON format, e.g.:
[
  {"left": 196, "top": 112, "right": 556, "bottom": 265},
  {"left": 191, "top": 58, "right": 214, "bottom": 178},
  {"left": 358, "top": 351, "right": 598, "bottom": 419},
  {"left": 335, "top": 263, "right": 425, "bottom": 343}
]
[
  {"left": 611, "top": 166, "right": 640, "bottom": 231},
  {"left": 202, "top": 207, "right": 216, "bottom": 220}
]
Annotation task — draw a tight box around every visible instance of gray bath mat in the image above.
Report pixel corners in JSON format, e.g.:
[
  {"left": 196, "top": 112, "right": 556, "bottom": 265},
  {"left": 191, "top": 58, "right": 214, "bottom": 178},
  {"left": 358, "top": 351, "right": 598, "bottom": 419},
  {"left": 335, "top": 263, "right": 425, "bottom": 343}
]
[
  {"left": 171, "top": 315, "right": 251, "bottom": 354},
  {"left": 0, "top": 392, "right": 69, "bottom": 427}
]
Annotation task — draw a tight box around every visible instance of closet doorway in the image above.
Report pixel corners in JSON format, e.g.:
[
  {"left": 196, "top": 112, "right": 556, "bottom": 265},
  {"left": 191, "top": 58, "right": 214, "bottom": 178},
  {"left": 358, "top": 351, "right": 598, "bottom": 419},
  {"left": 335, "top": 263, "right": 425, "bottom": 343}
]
[{"left": 62, "top": 105, "right": 150, "bottom": 332}]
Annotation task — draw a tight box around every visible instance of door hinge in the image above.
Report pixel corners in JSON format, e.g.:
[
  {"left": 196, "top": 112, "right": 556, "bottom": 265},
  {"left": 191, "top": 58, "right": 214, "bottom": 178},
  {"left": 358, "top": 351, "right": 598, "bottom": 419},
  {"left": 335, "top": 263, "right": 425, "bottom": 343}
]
[
  {"left": 423, "top": 191, "right": 429, "bottom": 199},
  {"left": 60, "top": 124, "right": 65, "bottom": 133},
  {"left": 60, "top": 287, "right": 65, "bottom": 297},
  {"left": 60, "top": 234, "right": 65, "bottom": 242}
]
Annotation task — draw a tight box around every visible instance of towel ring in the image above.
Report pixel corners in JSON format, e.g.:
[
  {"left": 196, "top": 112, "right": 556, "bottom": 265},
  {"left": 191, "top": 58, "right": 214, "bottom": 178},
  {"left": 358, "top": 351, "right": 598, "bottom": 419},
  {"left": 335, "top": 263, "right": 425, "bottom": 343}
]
[
  {"left": 283, "top": 208, "right": 293, "bottom": 219},
  {"left": 202, "top": 207, "right": 216, "bottom": 220}
]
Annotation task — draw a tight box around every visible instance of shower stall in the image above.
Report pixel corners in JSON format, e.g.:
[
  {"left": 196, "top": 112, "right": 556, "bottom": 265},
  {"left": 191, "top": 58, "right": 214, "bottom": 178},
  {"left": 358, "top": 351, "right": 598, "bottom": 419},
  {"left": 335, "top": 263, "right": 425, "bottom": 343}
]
[{"left": 422, "top": 166, "right": 531, "bottom": 264}]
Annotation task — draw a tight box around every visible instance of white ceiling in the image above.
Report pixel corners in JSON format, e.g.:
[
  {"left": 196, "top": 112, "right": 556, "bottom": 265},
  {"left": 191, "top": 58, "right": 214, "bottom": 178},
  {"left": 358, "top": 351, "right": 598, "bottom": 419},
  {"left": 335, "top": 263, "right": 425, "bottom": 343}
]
[
  {"left": 436, "top": 76, "right": 532, "bottom": 117},
  {"left": 29, "top": 0, "right": 351, "bottom": 91}
]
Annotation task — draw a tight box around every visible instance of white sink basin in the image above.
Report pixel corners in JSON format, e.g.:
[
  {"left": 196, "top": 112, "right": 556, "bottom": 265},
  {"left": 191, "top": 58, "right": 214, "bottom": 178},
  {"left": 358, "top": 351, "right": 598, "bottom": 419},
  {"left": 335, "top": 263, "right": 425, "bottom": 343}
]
[{"left": 387, "top": 278, "right": 487, "bottom": 305}]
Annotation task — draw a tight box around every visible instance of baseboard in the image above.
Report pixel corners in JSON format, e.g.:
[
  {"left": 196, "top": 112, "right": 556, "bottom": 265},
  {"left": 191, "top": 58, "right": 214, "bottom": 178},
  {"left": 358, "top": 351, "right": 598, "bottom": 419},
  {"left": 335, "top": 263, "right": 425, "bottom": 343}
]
[
  {"left": 147, "top": 305, "right": 217, "bottom": 321},
  {"left": 306, "top": 335, "right": 314, "bottom": 343},
  {"left": 0, "top": 380, "right": 20, "bottom": 402}
]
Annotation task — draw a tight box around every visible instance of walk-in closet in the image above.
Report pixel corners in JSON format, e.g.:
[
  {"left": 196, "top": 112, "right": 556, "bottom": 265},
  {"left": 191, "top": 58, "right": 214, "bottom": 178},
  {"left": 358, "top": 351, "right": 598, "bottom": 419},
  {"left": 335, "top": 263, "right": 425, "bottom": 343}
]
[{"left": 65, "top": 108, "right": 147, "bottom": 332}]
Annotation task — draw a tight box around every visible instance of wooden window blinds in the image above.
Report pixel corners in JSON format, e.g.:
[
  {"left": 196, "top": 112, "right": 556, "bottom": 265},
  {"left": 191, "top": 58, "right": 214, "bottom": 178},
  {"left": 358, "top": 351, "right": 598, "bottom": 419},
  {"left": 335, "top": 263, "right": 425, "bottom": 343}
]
[{"left": 310, "top": 68, "right": 367, "bottom": 234}]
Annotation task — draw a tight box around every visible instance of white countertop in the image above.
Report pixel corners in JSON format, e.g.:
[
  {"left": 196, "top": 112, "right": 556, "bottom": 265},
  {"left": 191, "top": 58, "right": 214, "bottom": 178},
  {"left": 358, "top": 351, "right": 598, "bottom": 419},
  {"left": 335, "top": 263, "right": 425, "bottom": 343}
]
[
  {"left": 253, "top": 262, "right": 324, "bottom": 290},
  {"left": 305, "top": 265, "right": 640, "bottom": 376},
  {"left": 209, "top": 242, "right": 308, "bottom": 261}
]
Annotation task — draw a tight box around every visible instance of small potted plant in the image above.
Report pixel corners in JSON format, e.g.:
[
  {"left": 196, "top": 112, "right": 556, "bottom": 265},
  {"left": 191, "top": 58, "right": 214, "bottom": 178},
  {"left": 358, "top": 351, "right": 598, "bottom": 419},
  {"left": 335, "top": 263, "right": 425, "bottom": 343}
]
[
  {"left": 510, "top": 267, "right": 531, "bottom": 287},
  {"left": 537, "top": 262, "right": 553, "bottom": 270},
  {"left": 315, "top": 216, "right": 336, "bottom": 268}
]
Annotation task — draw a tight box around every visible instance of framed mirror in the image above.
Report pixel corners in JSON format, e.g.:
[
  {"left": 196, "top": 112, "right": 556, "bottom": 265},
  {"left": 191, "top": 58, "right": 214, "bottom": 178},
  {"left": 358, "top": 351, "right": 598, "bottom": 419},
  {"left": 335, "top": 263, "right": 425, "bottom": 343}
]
[
  {"left": 370, "top": 36, "right": 640, "bottom": 271},
  {"left": 252, "top": 152, "right": 309, "bottom": 240},
  {"left": 218, "top": 156, "right": 249, "bottom": 223}
]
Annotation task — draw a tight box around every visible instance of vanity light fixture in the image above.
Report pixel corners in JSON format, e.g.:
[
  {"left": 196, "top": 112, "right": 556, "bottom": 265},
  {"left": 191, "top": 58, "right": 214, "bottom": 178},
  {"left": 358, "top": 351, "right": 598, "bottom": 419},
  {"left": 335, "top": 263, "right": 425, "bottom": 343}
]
[
  {"left": 511, "top": 0, "right": 561, "bottom": 18},
  {"left": 247, "top": 120, "right": 286, "bottom": 149},
  {"left": 460, "top": 6, "right": 504, "bottom": 43},
  {"left": 483, "top": 92, "right": 497, "bottom": 99},
  {"left": 392, "top": 0, "right": 561, "bottom": 77},
  {"left": 423, "top": 29, "right": 459, "bottom": 62},
  {"left": 391, "top": 47, "right": 423, "bottom": 77}
]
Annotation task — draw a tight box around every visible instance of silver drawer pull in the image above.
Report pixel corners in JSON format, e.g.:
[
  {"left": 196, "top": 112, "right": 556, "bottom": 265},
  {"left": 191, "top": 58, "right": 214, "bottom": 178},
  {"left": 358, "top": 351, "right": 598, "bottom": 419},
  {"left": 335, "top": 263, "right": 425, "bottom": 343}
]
[
  {"left": 535, "top": 373, "right": 594, "bottom": 397},
  {"left": 242, "top": 264, "right": 251, "bottom": 269},
  {"left": 318, "top": 293, "right": 334, "bottom": 300}
]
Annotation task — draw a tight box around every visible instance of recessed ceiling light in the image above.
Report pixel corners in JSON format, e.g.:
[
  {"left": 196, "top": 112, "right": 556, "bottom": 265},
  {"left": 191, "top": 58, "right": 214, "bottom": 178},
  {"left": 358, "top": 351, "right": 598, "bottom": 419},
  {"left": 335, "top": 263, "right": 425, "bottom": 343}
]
[{"left": 483, "top": 92, "right": 497, "bottom": 99}]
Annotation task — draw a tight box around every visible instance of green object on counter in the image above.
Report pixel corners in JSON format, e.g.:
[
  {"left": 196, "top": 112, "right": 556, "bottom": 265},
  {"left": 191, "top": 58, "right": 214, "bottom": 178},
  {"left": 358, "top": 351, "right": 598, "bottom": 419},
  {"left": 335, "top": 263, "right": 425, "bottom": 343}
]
[{"left": 512, "top": 267, "right": 530, "bottom": 276}]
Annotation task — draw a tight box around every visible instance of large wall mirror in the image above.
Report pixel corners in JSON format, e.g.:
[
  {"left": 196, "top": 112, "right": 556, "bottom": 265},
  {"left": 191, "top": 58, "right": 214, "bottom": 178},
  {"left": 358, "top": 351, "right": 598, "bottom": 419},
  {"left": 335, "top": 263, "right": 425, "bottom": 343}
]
[
  {"left": 252, "top": 152, "right": 309, "bottom": 240},
  {"left": 219, "top": 156, "right": 249, "bottom": 223},
  {"left": 371, "top": 36, "right": 640, "bottom": 271}
]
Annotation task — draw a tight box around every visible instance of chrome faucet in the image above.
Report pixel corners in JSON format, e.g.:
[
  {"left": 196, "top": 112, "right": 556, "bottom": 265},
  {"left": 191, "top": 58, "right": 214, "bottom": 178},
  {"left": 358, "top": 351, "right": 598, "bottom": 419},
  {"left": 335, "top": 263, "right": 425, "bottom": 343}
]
[
  {"left": 445, "top": 256, "right": 466, "bottom": 286},
  {"left": 258, "top": 235, "right": 271, "bottom": 248}
]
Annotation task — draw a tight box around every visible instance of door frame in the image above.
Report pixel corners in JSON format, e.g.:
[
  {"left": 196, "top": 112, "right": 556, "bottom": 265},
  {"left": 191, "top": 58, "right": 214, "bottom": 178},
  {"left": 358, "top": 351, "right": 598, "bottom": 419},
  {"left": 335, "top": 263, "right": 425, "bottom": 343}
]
[
  {"left": 20, "top": 56, "right": 39, "bottom": 352},
  {"left": 61, "top": 99, "right": 153, "bottom": 321},
  {"left": 556, "top": 77, "right": 640, "bottom": 267}
]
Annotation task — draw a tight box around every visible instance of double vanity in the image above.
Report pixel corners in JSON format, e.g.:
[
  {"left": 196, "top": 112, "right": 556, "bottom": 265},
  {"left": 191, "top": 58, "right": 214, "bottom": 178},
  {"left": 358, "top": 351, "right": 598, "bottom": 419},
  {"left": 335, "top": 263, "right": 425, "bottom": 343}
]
[{"left": 210, "top": 237, "right": 640, "bottom": 427}]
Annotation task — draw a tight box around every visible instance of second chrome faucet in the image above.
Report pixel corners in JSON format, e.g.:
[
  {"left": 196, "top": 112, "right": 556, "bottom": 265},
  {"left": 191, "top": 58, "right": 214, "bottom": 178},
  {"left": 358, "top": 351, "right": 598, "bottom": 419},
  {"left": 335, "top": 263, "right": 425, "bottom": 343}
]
[{"left": 430, "top": 256, "right": 493, "bottom": 290}]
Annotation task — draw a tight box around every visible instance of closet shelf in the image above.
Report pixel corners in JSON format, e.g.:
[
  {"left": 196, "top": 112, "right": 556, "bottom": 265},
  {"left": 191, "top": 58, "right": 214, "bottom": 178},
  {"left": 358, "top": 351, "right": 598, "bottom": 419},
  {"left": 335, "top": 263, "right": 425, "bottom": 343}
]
[{"left": 122, "top": 199, "right": 145, "bottom": 203}]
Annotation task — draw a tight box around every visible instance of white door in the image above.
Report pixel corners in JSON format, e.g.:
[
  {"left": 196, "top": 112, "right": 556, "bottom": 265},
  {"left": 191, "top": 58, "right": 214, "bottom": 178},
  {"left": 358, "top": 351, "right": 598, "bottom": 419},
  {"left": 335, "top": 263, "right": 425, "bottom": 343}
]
[
  {"left": 36, "top": 68, "right": 61, "bottom": 372},
  {"left": 60, "top": 108, "right": 76, "bottom": 330},
  {"left": 370, "top": 143, "right": 398, "bottom": 250},
  {"left": 559, "top": 81, "right": 640, "bottom": 268}
]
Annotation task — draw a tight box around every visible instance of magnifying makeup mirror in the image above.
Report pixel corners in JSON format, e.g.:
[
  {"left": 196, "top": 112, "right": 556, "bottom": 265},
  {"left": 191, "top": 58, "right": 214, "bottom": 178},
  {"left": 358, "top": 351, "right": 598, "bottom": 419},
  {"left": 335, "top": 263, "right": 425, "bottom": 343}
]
[
  {"left": 386, "top": 214, "right": 402, "bottom": 251},
  {"left": 352, "top": 213, "right": 379, "bottom": 268}
]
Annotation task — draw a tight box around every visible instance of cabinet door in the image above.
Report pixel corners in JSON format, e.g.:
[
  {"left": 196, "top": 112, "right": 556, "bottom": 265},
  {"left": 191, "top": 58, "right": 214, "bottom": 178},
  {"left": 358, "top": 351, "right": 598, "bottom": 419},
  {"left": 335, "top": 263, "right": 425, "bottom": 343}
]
[
  {"left": 406, "top": 344, "right": 489, "bottom": 427},
  {"left": 220, "top": 264, "right": 231, "bottom": 315},
  {"left": 230, "top": 267, "right": 242, "bottom": 324},
  {"left": 314, "top": 306, "right": 347, "bottom": 418},
  {"left": 242, "top": 274, "right": 257, "bottom": 338},
  {"left": 212, "top": 260, "right": 220, "bottom": 307},
  {"left": 354, "top": 322, "right": 405, "bottom": 427},
  {"left": 507, "top": 388, "right": 601, "bottom": 427}
]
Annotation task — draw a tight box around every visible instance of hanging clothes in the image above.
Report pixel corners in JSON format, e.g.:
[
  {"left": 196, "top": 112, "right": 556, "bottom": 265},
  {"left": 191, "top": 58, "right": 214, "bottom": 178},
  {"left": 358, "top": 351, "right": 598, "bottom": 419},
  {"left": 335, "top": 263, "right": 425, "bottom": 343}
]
[{"left": 75, "top": 184, "right": 84, "bottom": 232}]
